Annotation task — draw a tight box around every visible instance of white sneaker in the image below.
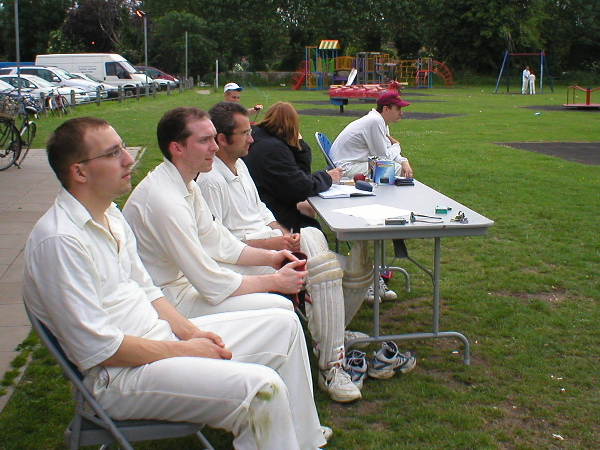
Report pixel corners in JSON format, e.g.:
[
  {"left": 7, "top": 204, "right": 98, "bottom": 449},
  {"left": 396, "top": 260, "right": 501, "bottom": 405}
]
[
  {"left": 344, "top": 350, "right": 368, "bottom": 389},
  {"left": 344, "top": 330, "right": 370, "bottom": 349},
  {"left": 365, "top": 277, "right": 397, "bottom": 302},
  {"left": 318, "top": 366, "right": 362, "bottom": 402},
  {"left": 321, "top": 426, "right": 333, "bottom": 442},
  {"left": 368, "top": 341, "right": 416, "bottom": 379}
]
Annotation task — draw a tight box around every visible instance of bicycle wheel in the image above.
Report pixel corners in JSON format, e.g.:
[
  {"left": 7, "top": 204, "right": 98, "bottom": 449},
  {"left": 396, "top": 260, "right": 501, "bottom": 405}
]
[
  {"left": 0, "top": 118, "right": 21, "bottom": 171},
  {"left": 16, "top": 120, "right": 36, "bottom": 167}
]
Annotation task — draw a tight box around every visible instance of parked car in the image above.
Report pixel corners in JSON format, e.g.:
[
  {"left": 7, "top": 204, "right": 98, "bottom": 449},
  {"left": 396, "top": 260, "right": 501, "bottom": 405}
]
[
  {"left": 70, "top": 72, "right": 120, "bottom": 98},
  {"left": 0, "top": 74, "right": 91, "bottom": 104},
  {"left": 134, "top": 66, "right": 180, "bottom": 87},
  {"left": 0, "top": 66, "right": 107, "bottom": 100},
  {"left": 0, "top": 79, "right": 15, "bottom": 93}
]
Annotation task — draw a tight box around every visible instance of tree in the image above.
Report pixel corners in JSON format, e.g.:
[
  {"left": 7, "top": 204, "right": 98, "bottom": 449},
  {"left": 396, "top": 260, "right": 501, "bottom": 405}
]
[
  {"left": 150, "top": 11, "right": 217, "bottom": 75},
  {"left": 59, "top": 0, "right": 135, "bottom": 52},
  {"left": 0, "top": 0, "right": 73, "bottom": 61}
]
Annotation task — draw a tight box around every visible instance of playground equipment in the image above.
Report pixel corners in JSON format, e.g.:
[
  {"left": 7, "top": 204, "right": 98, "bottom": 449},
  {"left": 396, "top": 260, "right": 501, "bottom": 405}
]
[
  {"left": 563, "top": 86, "right": 600, "bottom": 109},
  {"left": 494, "top": 50, "right": 554, "bottom": 94},
  {"left": 291, "top": 42, "right": 454, "bottom": 90},
  {"left": 328, "top": 81, "right": 406, "bottom": 113}
]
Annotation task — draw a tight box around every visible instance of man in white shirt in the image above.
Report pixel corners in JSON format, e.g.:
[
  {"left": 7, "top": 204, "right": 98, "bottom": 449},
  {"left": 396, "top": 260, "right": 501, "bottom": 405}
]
[
  {"left": 198, "top": 101, "right": 374, "bottom": 402},
  {"left": 522, "top": 66, "right": 531, "bottom": 94},
  {"left": 329, "top": 90, "right": 413, "bottom": 179},
  {"left": 23, "top": 116, "right": 329, "bottom": 449},
  {"left": 123, "top": 107, "right": 309, "bottom": 319}
]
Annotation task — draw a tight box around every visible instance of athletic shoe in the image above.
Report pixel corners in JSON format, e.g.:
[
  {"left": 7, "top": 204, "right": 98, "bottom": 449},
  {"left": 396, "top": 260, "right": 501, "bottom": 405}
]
[
  {"left": 321, "top": 426, "right": 333, "bottom": 442},
  {"left": 344, "top": 350, "right": 368, "bottom": 389},
  {"left": 365, "top": 277, "right": 398, "bottom": 302},
  {"left": 344, "top": 330, "right": 370, "bottom": 349},
  {"left": 368, "top": 341, "right": 416, "bottom": 379},
  {"left": 318, "top": 366, "right": 362, "bottom": 402}
]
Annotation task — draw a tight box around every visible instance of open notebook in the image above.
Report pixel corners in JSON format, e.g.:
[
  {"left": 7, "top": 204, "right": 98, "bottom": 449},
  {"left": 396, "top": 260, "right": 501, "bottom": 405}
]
[{"left": 318, "top": 184, "right": 375, "bottom": 199}]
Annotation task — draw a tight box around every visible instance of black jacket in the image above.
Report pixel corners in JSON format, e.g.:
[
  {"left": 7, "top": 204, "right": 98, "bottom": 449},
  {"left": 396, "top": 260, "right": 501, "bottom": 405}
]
[{"left": 243, "top": 125, "right": 332, "bottom": 230}]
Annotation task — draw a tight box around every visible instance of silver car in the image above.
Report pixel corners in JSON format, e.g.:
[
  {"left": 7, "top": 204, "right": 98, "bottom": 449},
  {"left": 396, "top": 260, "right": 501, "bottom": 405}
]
[{"left": 0, "top": 74, "right": 91, "bottom": 104}]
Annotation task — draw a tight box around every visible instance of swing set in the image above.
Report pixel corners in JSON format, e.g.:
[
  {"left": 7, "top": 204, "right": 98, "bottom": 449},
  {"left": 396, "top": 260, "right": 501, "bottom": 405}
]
[{"left": 494, "top": 51, "right": 554, "bottom": 94}]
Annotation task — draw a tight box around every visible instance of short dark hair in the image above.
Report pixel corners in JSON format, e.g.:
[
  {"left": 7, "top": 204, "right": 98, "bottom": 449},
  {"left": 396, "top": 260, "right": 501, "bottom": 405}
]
[
  {"left": 157, "top": 107, "right": 209, "bottom": 160},
  {"left": 46, "top": 117, "right": 110, "bottom": 188},
  {"left": 209, "top": 101, "right": 248, "bottom": 137}
]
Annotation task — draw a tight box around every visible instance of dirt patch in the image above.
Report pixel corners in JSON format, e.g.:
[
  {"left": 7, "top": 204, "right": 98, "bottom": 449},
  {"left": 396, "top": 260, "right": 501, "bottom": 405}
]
[
  {"left": 522, "top": 104, "right": 600, "bottom": 112},
  {"left": 297, "top": 108, "right": 461, "bottom": 120},
  {"left": 495, "top": 142, "right": 600, "bottom": 165}
]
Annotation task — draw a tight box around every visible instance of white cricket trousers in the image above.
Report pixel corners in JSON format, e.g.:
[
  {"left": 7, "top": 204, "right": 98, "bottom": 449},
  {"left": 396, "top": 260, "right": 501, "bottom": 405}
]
[
  {"left": 175, "top": 287, "right": 294, "bottom": 318},
  {"left": 341, "top": 160, "right": 405, "bottom": 179},
  {"left": 85, "top": 308, "right": 326, "bottom": 449}
]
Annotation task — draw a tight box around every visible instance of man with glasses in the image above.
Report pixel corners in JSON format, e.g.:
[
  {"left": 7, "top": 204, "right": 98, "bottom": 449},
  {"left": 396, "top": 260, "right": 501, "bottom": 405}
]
[
  {"left": 197, "top": 102, "right": 368, "bottom": 403},
  {"left": 23, "top": 116, "right": 329, "bottom": 449}
]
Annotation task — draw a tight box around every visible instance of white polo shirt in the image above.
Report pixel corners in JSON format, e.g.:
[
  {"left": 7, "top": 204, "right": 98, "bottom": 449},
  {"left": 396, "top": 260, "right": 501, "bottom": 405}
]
[
  {"left": 23, "top": 188, "right": 168, "bottom": 373},
  {"left": 198, "top": 157, "right": 281, "bottom": 241},
  {"left": 329, "top": 108, "right": 407, "bottom": 172},
  {"left": 123, "top": 159, "right": 246, "bottom": 309}
]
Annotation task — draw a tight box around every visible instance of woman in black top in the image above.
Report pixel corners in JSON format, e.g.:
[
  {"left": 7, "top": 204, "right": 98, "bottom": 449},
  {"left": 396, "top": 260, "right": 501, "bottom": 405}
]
[{"left": 244, "top": 101, "right": 342, "bottom": 231}]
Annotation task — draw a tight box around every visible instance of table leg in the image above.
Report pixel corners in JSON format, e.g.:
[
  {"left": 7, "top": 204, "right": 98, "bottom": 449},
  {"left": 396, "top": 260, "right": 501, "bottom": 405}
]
[{"left": 347, "top": 238, "right": 471, "bottom": 365}]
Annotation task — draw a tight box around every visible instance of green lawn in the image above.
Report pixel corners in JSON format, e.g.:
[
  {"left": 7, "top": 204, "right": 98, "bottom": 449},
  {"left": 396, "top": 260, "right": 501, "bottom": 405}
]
[{"left": 2, "top": 84, "right": 600, "bottom": 449}]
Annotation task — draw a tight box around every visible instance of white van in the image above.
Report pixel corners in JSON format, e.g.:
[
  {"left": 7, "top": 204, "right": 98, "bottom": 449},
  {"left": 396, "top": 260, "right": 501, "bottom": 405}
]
[{"left": 35, "top": 53, "right": 151, "bottom": 95}]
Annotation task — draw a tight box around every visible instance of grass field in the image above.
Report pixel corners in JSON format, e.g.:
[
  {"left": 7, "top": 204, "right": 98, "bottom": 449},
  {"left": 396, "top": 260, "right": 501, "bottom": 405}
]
[{"left": 1, "top": 83, "right": 599, "bottom": 449}]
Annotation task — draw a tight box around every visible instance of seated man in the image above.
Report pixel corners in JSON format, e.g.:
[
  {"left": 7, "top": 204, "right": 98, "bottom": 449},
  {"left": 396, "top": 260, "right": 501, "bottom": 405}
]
[
  {"left": 224, "top": 82, "right": 263, "bottom": 116},
  {"left": 23, "top": 117, "right": 329, "bottom": 449},
  {"left": 123, "top": 107, "right": 306, "bottom": 319},
  {"left": 198, "top": 101, "right": 375, "bottom": 402},
  {"left": 329, "top": 90, "right": 413, "bottom": 179}
]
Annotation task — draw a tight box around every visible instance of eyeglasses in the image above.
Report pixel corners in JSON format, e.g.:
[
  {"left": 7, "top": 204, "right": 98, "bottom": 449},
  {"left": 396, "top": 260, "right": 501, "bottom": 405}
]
[
  {"left": 230, "top": 129, "right": 252, "bottom": 137},
  {"left": 77, "top": 144, "right": 126, "bottom": 164}
]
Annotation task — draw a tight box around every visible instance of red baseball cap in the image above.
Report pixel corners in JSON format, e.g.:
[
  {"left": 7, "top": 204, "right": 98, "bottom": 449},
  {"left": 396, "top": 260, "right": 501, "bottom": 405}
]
[{"left": 376, "top": 91, "right": 410, "bottom": 108}]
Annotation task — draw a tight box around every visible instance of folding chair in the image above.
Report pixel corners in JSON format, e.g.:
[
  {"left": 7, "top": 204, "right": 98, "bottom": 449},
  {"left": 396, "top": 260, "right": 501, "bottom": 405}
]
[
  {"left": 314, "top": 132, "right": 336, "bottom": 169},
  {"left": 24, "top": 302, "right": 215, "bottom": 450}
]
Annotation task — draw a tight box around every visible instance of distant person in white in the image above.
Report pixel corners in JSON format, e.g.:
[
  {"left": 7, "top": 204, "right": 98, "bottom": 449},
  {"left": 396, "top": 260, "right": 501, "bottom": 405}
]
[
  {"left": 329, "top": 90, "right": 413, "bottom": 179},
  {"left": 528, "top": 71, "right": 536, "bottom": 94},
  {"left": 224, "top": 82, "right": 263, "bottom": 117},
  {"left": 522, "top": 66, "right": 531, "bottom": 94}
]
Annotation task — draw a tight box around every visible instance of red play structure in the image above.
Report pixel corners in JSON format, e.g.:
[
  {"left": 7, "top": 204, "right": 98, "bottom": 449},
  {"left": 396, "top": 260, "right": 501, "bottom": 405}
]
[{"left": 563, "top": 86, "right": 600, "bottom": 109}]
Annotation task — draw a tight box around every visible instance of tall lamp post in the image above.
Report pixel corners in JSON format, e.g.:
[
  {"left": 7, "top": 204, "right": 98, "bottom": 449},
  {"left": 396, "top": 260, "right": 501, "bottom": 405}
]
[{"left": 135, "top": 9, "right": 149, "bottom": 95}]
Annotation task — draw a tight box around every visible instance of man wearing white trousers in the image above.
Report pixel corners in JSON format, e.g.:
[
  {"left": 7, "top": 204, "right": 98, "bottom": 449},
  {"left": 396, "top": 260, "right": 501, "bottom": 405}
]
[
  {"left": 23, "top": 117, "right": 328, "bottom": 449},
  {"left": 522, "top": 66, "right": 531, "bottom": 94},
  {"left": 123, "top": 108, "right": 309, "bottom": 319},
  {"left": 198, "top": 102, "right": 374, "bottom": 402}
]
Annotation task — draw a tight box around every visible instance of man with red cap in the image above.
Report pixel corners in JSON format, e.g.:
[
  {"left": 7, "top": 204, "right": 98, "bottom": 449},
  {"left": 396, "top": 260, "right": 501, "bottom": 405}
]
[{"left": 329, "top": 90, "right": 413, "bottom": 179}]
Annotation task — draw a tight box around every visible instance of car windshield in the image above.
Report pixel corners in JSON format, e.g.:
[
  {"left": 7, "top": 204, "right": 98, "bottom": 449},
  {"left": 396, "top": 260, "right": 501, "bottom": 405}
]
[
  {"left": 0, "top": 79, "right": 14, "bottom": 91},
  {"left": 53, "top": 67, "right": 77, "bottom": 79},
  {"left": 80, "top": 73, "right": 103, "bottom": 83},
  {"left": 21, "top": 75, "right": 55, "bottom": 88}
]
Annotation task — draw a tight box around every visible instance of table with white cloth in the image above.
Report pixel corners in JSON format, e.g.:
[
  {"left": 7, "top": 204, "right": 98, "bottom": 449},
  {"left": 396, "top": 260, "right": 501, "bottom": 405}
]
[{"left": 308, "top": 181, "right": 494, "bottom": 364}]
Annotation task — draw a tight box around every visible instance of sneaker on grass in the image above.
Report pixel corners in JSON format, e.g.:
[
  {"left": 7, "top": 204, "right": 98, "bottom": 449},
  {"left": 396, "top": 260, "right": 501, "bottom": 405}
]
[
  {"left": 318, "top": 366, "right": 362, "bottom": 403},
  {"left": 344, "top": 349, "right": 368, "bottom": 389},
  {"left": 368, "top": 341, "right": 416, "bottom": 379},
  {"left": 365, "top": 276, "right": 398, "bottom": 302},
  {"left": 344, "top": 330, "right": 370, "bottom": 349}
]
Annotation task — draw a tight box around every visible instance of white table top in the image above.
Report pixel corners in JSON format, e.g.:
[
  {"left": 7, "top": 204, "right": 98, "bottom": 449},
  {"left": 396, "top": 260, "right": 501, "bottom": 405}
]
[{"left": 308, "top": 180, "right": 494, "bottom": 241}]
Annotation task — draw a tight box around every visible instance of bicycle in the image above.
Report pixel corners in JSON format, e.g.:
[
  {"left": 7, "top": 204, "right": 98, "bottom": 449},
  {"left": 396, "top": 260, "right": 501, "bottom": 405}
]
[
  {"left": 0, "top": 94, "right": 21, "bottom": 171},
  {"left": 0, "top": 93, "right": 41, "bottom": 170},
  {"left": 14, "top": 94, "right": 41, "bottom": 167},
  {"left": 45, "top": 88, "right": 69, "bottom": 117}
]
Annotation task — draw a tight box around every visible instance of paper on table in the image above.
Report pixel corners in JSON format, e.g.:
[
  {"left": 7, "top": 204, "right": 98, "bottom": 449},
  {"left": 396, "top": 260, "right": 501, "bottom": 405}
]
[
  {"left": 332, "top": 204, "right": 412, "bottom": 220},
  {"left": 318, "top": 184, "right": 375, "bottom": 198}
]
